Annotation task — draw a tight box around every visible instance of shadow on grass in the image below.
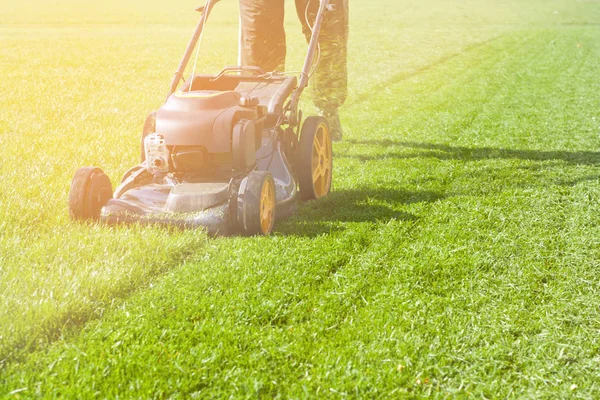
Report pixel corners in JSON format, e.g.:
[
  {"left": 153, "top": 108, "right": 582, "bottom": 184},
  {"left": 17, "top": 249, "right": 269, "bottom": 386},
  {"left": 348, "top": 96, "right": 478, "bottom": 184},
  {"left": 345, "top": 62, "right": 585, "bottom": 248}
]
[
  {"left": 343, "top": 139, "right": 600, "bottom": 166},
  {"left": 277, "top": 187, "right": 445, "bottom": 237}
]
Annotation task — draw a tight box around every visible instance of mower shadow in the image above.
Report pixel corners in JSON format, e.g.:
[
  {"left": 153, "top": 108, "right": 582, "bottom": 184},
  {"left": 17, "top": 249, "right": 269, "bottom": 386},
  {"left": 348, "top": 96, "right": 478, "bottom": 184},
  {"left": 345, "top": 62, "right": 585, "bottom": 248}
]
[
  {"left": 342, "top": 139, "right": 600, "bottom": 166},
  {"left": 276, "top": 187, "right": 445, "bottom": 237}
]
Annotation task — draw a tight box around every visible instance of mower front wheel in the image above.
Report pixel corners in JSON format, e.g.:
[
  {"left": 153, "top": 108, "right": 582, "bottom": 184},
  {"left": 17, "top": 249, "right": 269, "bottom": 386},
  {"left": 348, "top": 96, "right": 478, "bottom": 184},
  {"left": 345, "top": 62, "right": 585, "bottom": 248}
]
[
  {"left": 68, "top": 167, "right": 113, "bottom": 221},
  {"left": 298, "top": 116, "right": 332, "bottom": 201},
  {"left": 237, "top": 171, "right": 276, "bottom": 236}
]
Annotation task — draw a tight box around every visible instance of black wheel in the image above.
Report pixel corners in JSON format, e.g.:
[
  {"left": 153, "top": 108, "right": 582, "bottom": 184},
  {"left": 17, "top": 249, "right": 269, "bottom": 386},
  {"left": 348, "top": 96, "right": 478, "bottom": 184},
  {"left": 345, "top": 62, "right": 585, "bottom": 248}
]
[
  {"left": 298, "top": 116, "right": 332, "bottom": 201},
  {"left": 140, "top": 111, "right": 156, "bottom": 162},
  {"left": 68, "top": 167, "right": 113, "bottom": 221},
  {"left": 237, "top": 171, "right": 276, "bottom": 236}
]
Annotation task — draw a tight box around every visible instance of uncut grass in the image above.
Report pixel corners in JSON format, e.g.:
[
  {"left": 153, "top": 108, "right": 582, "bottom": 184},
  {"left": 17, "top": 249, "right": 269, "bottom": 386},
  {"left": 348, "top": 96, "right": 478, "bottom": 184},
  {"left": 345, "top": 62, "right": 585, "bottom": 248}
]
[
  {"left": 3, "top": 6, "right": 600, "bottom": 397},
  {"left": 0, "top": 0, "right": 567, "bottom": 365}
]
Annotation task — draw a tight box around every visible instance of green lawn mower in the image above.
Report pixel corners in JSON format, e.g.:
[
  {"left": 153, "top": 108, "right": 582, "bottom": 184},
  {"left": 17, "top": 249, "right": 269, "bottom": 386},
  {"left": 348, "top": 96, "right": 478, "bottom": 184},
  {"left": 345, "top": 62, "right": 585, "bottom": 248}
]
[{"left": 68, "top": 0, "right": 334, "bottom": 235}]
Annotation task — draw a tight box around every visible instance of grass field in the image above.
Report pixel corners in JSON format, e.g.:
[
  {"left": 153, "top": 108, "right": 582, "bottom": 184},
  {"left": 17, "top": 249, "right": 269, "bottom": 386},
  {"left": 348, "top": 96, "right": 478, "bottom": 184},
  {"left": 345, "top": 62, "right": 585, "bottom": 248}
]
[{"left": 2, "top": 0, "right": 600, "bottom": 397}]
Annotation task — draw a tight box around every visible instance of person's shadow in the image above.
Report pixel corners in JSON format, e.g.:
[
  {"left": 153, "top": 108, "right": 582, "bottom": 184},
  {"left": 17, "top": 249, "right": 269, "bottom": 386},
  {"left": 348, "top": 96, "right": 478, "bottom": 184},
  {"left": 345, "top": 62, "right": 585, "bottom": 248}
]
[
  {"left": 340, "top": 138, "right": 600, "bottom": 187},
  {"left": 343, "top": 139, "right": 600, "bottom": 166},
  {"left": 276, "top": 186, "right": 445, "bottom": 237}
]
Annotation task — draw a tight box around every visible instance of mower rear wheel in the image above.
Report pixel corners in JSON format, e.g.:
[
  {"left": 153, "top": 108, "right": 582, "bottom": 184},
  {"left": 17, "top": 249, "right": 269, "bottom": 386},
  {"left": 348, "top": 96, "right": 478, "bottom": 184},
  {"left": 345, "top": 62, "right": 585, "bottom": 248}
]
[
  {"left": 238, "top": 171, "right": 276, "bottom": 236},
  {"left": 298, "top": 116, "right": 332, "bottom": 201},
  {"left": 69, "top": 167, "right": 113, "bottom": 221}
]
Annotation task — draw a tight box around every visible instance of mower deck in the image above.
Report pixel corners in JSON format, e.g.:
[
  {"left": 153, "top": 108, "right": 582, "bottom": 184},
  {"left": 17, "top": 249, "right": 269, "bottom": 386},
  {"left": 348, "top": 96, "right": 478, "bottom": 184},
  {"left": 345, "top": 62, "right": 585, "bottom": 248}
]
[{"left": 100, "top": 135, "right": 298, "bottom": 235}]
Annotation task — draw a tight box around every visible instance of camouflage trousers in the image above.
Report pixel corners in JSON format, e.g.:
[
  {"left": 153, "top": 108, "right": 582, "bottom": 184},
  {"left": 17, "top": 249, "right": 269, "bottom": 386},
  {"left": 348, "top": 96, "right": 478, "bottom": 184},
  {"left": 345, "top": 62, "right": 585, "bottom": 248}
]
[{"left": 239, "top": 0, "right": 349, "bottom": 112}]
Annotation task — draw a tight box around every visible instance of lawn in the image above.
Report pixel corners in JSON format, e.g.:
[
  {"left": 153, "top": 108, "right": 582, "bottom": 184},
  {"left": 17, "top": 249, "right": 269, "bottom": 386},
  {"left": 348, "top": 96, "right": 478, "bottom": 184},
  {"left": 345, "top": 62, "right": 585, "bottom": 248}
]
[{"left": 1, "top": 0, "right": 600, "bottom": 397}]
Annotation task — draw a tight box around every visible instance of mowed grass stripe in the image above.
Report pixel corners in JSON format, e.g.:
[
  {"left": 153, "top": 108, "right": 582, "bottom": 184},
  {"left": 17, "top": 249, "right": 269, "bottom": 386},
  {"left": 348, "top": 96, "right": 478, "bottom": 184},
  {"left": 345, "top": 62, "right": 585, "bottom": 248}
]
[
  {"left": 3, "top": 24, "right": 600, "bottom": 397},
  {"left": 342, "top": 31, "right": 547, "bottom": 152}
]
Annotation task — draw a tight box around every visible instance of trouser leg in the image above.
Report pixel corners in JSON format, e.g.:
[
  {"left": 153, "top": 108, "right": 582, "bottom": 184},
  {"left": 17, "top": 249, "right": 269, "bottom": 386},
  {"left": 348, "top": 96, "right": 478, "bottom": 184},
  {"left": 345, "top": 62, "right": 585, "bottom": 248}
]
[
  {"left": 295, "top": 0, "right": 349, "bottom": 112},
  {"left": 239, "top": 0, "right": 286, "bottom": 73}
]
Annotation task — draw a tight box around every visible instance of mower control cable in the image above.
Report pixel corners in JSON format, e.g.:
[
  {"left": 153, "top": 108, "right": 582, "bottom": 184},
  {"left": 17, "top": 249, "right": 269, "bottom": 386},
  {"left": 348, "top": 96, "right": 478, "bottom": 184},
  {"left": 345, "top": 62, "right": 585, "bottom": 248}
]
[
  {"left": 167, "top": 0, "right": 219, "bottom": 100},
  {"left": 288, "top": 0, "right": 330, "bottom": 126}
]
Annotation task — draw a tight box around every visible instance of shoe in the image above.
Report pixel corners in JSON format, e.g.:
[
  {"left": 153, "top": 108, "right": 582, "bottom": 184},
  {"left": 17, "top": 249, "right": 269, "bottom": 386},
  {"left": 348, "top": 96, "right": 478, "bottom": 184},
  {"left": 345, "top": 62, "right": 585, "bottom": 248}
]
[{"left": 318, "top": 108, "right": 343, "bottom": 142}]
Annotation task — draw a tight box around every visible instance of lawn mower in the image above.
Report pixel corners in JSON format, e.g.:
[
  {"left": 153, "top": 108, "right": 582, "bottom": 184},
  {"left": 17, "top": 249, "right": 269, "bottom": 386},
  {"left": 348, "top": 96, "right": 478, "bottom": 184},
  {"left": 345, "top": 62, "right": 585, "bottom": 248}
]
[{"left": 68, "top": 0, "right": 334, "bottom": 235}]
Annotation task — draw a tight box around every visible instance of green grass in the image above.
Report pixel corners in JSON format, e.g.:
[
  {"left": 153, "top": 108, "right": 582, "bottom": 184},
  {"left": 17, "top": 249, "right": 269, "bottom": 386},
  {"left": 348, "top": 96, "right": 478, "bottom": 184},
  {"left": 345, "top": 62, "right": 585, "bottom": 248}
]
[{"left": 2, "top": 0, "right": 600, "bottom": 397}]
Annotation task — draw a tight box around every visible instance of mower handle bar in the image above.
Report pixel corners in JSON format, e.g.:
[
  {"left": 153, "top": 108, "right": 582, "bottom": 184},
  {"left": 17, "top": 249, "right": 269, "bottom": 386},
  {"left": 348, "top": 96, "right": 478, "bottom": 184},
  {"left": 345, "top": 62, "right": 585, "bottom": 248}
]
[
  {"left": 289, "top": 0, "right": 330, "bottom": 125},
  {"left": 168, "top": 0, "right": 221, "bottom": 99},
  {"left": 167, "top": 0, "right": 331, "bottom": 128}
]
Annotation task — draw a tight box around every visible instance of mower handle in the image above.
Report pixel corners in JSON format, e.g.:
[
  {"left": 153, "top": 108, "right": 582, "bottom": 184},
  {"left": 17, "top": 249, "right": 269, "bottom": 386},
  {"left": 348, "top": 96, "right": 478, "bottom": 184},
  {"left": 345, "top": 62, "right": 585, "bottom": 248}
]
[
  {"left": 167, "top": 0, "right": 331, "bottom": 127},
  {"left": 168, "top": 0, "right": 220, "bottom": 99},
  {"left": 288, "top": 0, "right": 331, "bottom": 126}
]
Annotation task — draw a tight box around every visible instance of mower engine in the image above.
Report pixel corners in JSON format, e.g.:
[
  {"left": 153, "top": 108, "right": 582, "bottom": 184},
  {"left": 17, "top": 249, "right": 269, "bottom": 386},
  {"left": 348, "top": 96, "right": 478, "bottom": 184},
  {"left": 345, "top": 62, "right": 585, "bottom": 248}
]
[{"left": 146, "top": 90, "right": 266, "bottom": 179}]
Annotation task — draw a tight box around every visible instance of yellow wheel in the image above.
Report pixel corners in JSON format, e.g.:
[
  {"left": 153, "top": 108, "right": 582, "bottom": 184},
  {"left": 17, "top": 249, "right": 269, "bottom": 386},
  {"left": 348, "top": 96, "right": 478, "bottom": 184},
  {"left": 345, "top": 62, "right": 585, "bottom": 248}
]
[
  {"left": 237, "top": 171, "right": 276, "bottom": 235},
  {"left": 298, "top": 116, "right": 333, "bottom": 201},
  {"left": 259, "top": 177, "right": 276, "bottom": 234}
]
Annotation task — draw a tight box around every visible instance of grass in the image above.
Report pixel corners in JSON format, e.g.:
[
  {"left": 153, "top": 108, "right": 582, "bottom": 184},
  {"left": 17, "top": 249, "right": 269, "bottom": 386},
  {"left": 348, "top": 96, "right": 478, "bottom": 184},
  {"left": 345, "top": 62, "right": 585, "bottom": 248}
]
[{"left": 1, "top": 0, "right": 600, "bottom": 397}]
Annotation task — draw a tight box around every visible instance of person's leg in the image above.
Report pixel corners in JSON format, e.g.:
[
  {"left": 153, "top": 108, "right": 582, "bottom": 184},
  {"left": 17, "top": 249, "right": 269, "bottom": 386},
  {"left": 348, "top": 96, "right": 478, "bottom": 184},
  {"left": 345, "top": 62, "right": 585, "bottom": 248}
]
[
  {"left": 239, "top": 0, "right": 286, "bottom": 72},
  {"left": 295, "top": 0, "right": 349, "bottom": 140}
]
